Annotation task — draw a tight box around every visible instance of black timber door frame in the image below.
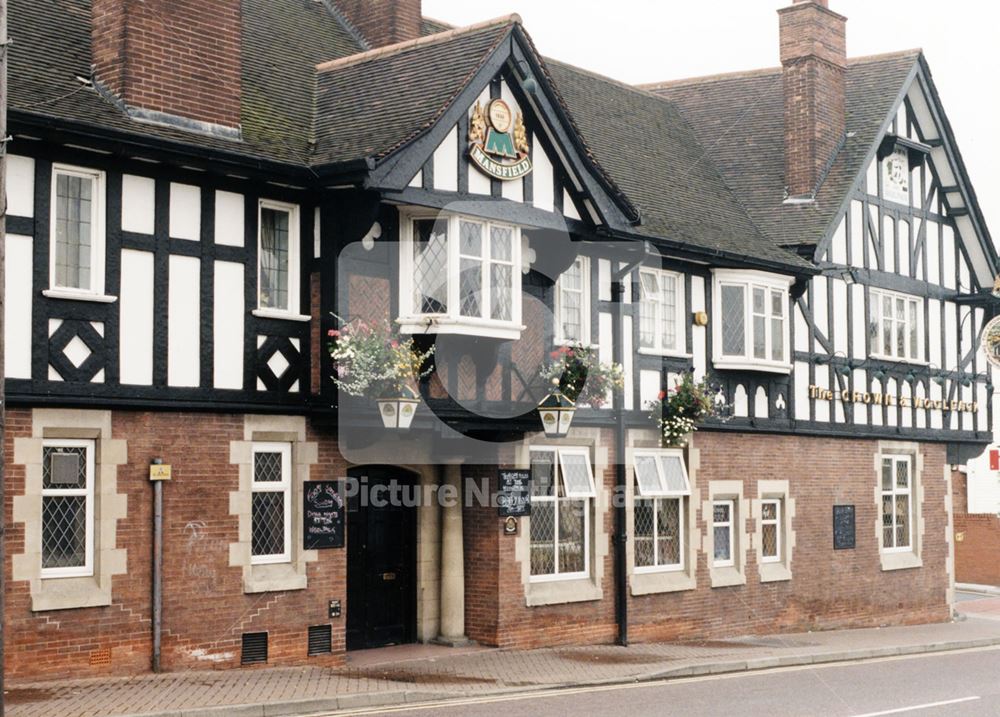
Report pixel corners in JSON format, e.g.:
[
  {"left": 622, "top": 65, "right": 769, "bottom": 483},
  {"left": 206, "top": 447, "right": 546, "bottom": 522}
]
[{"left": 346, "top": 465, "right": 418, "bottom": 650}]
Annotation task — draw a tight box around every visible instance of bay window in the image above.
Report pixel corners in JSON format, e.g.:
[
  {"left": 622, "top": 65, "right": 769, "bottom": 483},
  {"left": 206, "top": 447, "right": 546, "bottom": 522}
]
[
  {"left": 712, "top": 270, "right": 791, "bottom": 372},
  {"left": 555, "top": 256, "right": 590, "bottom": 344},
  {"left": 633, "top": 449, "right": 689, "bottom": 572},
  {"left": 638, "top": 268, "right": 683, "bottom": 354},
  {"left": 869, "top": 290, "right": 922, "bottom": 362},
  {"left": 529, "top": 447, "right": 596, "bottom": 581},
  {"left": 400, "top": 211, "right": 522, "bottom": 339}
]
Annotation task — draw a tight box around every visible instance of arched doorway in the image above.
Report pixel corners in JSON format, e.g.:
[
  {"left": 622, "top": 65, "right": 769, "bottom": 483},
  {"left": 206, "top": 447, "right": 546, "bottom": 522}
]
[{"left": 346, "top": 466, "right": 419, "bottom": 650}]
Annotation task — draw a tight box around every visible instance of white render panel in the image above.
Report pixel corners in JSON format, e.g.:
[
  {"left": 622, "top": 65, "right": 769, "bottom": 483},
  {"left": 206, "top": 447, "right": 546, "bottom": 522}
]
[
  {"left": 814, "top": 366, "right": 830, "bottom": 422},
  {"left": 4, "top": 234, "right": 32, "bottom": 378},
  {"left": 901, "top": 381, "right": 912, "bottom": 429},
  {"left": 852, "top": 369, "right": 868, "bottom": 425},
  {"left": 928, "top": 299, "right": 942, "bottom": 368},
  {"left": 943, "top": 302, "right": 957, "bottom": 370},
  {"left": 7, "top": 155, "right": 35, "bottom": 217},
  {"left": 119, "top": 249, "right": 155, "bottom": 385},
  {"left": 865, "top": 159, "right": 878, "bottom": 195},
  {"left": 868, "top": 205, "right": 879, "bottom": 269},
  {"left": 832, "top": 278, "right": 848, "bottom": 355},
  {"left": 408, "top": 170, "right": 422, "bottom": 188},
  {"left": 169, "top": 182, "right": 201, "bottom": 241},
  {"left": 468, "top": 162, "right": 491, "bottom": 196},
  {"left": 432, "top": 126, "right": 459, "bottom": 192},
  {"left": 121, "top": 174, "right": 155, "bottom": 234},
  {"left": 532, "top": 141, "right": 555, "bottom": 212},
  {"left": 733, "top": 385, "right": 748, "bottom": 418},
  {"left": 598, "top": 259, "right": 611, "bottom": 301},
  {"left": 623, "top": 316, "right": 633, "bottom": 411},
  {"left": 850, "top": 201, "right": 865, "bottom": 268},
  {"left": 167, "top": 255, "right": 201, "bottom": 387},
  {"left": 870, "top": 379, "right": 883, "bottom": 427},
  {"left": 912, "top": 218, "right": 924, "bottom": 280},
  {"left": 930, "top": 380, "right": 943, "bottom": 430},
  {"left": 563, "top": 190, "right": 581, "bottom": 220},
  {"left": 812, "top": 276, "right": 828, "bottom": 339},
  {"left": 915, "top": 381, "right": 927, "bottom": 429},
  {"left": 501, "top": 173, "right": 524, "bottom": 203},
  {"left": 851, "top": 285, "right": 866, "bottom": 360},
  {"left": 754, "top": 386, "right": 768, "bottom": 419},
  {"left": 898, "top": 220, "right": 910, "bottom": 277},
  {"left": 214, "top": 190, "right": 245, "bottom": 247},
  {"left": 794, "top": 362, "right": 810, "bottom": 421},
  {"left": 941, "top": 224, "right": 956, "bottom": 289},
  {"left": 882, "top": 216, "right": 895, "bottom": 275},
  {"left": 830, "top": 216, "right": 847, "bottom": 264},
  {"left": 639, "top": 370, "right": 660, "bottom": 408},
  {"left": 692, "top": 275, "right": 707, "bottom": 379},
  {"left": 214, "top": 261, "right": 245, "bottom": 389},
  {"left": 794, "top": 302, "right": 808, "bottom": 353},
  {"left": 962, "top": 383, "right": 974, "bottom": 432}
]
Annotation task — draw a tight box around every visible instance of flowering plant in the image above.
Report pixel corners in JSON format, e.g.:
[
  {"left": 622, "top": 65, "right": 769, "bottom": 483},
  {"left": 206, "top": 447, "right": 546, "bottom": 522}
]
[
  {"left": 539, "top": 344, "right": 624, "bottom": 409},
  {"left": 652, "top": 372, "right": 718, "bottom": 447},
  {"left": 327, "top": 317, "right": 434, "bottom": 399}
]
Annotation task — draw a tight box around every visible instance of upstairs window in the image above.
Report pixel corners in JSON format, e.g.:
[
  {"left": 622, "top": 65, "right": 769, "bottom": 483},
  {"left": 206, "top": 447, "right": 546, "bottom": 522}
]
[
  {"left": 400, "top": 211, "right": 522, "bottom": 339},
  {"left": 713, "top": 270, "right": 791, "bottom": 372},
  {"left": 258, "top": 200, "right": 301, "bottom": 315},
  {"left": 638, "top": 268, "right": 683, "bottom": 354},
  {"left": 50, "top": 165, "right": 105, "bottom": 295},
  {"left": 869, "top": 290, "right": 922, "bottom": 362},
  {"left": 555, "top": 256, "right": 590, "bottom": 344}
]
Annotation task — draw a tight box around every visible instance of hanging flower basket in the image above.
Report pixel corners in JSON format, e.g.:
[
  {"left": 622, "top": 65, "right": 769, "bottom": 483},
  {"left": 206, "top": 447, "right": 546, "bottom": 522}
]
[
  {"left": 327, "top": 317, "right": 434, "bottom": 428},
  {"left": 649, "top": 372, "right": 721, "bottom": 447},
  {"left": 539, "top": 344, "right": 624, "bottom": 409}
]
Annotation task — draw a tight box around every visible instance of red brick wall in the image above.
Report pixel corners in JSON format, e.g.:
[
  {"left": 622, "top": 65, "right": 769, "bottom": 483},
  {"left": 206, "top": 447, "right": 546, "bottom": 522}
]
[
  {"left": 335, "top": 0, "right": 422, "bottom": 48},
  {"left": 91, "top": 0, "right": 242, "bottom": 128},
  {"left": 4, "top": 408, "right": 347, "bottom": 681},
  {"left": 955, "top": 514, "right": 1000, "bottom": 587}
]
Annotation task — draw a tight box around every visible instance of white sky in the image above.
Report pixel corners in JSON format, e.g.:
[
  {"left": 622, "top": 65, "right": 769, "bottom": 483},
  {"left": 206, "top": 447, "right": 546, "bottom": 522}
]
[{"left": 423, "top": 0, "right": 1000, "bottom": 245}]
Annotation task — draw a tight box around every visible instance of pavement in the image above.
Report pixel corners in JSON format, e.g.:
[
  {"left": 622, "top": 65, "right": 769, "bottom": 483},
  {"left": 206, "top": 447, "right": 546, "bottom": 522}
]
[{"left": 6, "top": 594, "right": 1000, "bottom": 717}]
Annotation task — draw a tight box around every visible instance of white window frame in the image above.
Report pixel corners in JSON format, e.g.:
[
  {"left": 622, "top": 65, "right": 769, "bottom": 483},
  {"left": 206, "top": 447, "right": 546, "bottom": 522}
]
[
  {"left": 40, "top": 438, "right": 95, "bottom": 579},
  {"left": 48, "top": 164, "right": 107, "bottom": 297},
  {"left": 555, "top": 255, "right": 591, "bottom": 345},
  {"left": 633, "top": 449, "right": 689, "bottom": 574},
  {"left": 529, "top": 446, "right": 595, "bottom": 583},
  {"left": 712, "top": 499, "right": 735, "bottom": 568},
  {"left": 881, "top": 453, "right": 913, "bottom": 553},
  {"left": 637, "top": 267, "right": 685, "bottom": 355},
  {"left": 250, "top": 442, "right": 293, "bottom": 565},
  {"left": 760, "top": 498, "right": 782, "bottom": 564},
  {"left": 869, "top": 289, "right": 923, "bottom": 363},
  {"left": 398, "top": 209, "right": 523, "bottom": 339},
  {"left": 256, "top": 199, "right": 301, "bottom": 317},
  {"left": 712, "top": 269, "right": 792, "bottom": 373}
]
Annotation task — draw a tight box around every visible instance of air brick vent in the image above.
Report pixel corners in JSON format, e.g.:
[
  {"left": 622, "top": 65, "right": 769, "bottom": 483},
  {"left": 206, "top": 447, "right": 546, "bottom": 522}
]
[
  {"left": 308, "top": 624, "right": 332, "bottom": 656},
  {"left": 241, "top": 632, "right": 268, "bottom": 665}
]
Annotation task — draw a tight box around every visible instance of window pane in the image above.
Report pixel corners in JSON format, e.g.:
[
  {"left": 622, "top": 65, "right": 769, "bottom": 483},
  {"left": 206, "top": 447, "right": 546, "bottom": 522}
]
[
  {"left": 752, "top": 287, "right": 765, "bottom": 314},
  {"left": 895, "top": 495, "right": 910, "bottom": 547},
  {"left": 254, "top": 452, "right": 283, "bottom": 483},
  {"left": 869, "top": 295, "right": 880, "bottom": 347},
  {"left": 882, "top": 458, "right": 893, "bottom": 491},
  {"left": 459, "top": 220, "right": 482, "bottom": 256},
  {"left": 251, "top": 492, "right": 286, "bottom": 557},
  {"left": 762, "top": 523, "right": 778, "bottom": 558},
  {"left": 490, "top": 225, "right": 512, "bottom": 262},
  {"left": 657, "top": 498, "right": 681, "bottom": 566},
  {"left": 908, "top": 300, "right": 919, "bottom": 358},
  {"left": 530, "top": 502, "right": 555, "bottom": 575},
  {"left": 762, "top": 502, "right": 777, "bottom": 521},
  {"left": 895, "top": 298, "right": 906, "bottom": 357},
  {"left": 770, "top": 317, "right": 784, "bottom": 362},
  {"left": 413, "top": 219, "right": 449, "bottom": 313},
  {"left": 634, "top": 455, "right": 662, "bottom": 496},
  {"left": 753, "top": 315, "right": 766, "bottom": 359},
  {"left": 770, "top": 290, "right": 784, "bottom": 318},
  {"left": 560, "top": 452, "right": 593, "bottom": 496},
  {"left": 530, "top": 451, "right": 556, "bottom": 497},
  {"left": 895, "top": 458, "right": 909, "bottom": 490},
  {"left": 558, "top": 500, "right": 585, "bottom": 574},
  {"left": 54, "top": 173, "right": 95, "bottom": 290},
  {"left": 490, "top": 263, "right": 512, "bottom": 321},
  {"left": 713, "top": 502, "right": 730, "bottom": 524},
  {"left": 42, "top": 496, "right": 88, "bottom": 569},
  {"left": 43, "top": 446, "right": 87, "bottom": 489},
  {"left": 658, "top": 455, "right": 688, "bottom": 493},
  {"left": 662, "top": 275, "right": 677, "bottom": 350},
  {"left": 713, "top": 525, "right": 731, "bottom": 562},
  {"left": 561, "top": 289, "right": 582, "bottom": 341},
  {"left": 721, "top": 285, "right": 745, "bottom": 355},
  {"left": 259, "top": 208, "right": 290, "bottom": 310},
  {"left": 634, "top": 499, "right": 655, "bottom": 567},
  {"left": 459, "top": 257, "right": 482, "bottom": 317}
]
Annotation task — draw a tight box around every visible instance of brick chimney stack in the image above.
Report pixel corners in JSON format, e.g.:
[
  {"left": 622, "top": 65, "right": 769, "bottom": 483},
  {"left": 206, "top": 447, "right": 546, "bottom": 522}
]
[
  {"left": 91, "top": 0, "right": 242, "bottom": 135},
  {"left": 778, "top": 0, "right": 847, "bottom": 199},
  {"left": 334, "top": 0, "right": 422, "bottom": 48}
]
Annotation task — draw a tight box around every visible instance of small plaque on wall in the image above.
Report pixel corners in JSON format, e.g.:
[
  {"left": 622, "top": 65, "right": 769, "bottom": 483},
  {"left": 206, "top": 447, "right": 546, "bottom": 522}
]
[{"left": 833, "top": 505, "right": 856, "bottom": 550}]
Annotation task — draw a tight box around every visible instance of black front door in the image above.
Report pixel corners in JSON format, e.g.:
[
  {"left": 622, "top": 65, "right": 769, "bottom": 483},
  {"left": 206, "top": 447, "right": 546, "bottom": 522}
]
[{"left": 346, "top": 466, "right": 417, "bottom": 650}]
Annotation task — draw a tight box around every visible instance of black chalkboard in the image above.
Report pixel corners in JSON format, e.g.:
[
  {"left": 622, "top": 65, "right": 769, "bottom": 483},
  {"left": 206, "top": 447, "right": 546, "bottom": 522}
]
[
  {"left": 304, "top": 481, "right": 345, "bottom": 549},
  {"left": 498, "top": 470, "right": 531, "bottom": 517},
  {"left": 833, "top": 505, "right": 855, "bottom": 550}
]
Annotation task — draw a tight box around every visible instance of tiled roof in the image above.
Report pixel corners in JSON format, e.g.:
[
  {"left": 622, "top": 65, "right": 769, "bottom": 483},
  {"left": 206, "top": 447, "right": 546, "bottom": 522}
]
[{"left": 646, "top": 51, "right": 921, "bottom": 249}]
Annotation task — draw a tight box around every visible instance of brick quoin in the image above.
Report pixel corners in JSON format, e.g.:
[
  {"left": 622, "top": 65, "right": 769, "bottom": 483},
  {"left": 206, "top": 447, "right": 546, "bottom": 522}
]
[
  {"left": 779, "top": 0, "right": 847, "bottom": 198},
  {"left": 334, "top": 0, "right": 422, "bottom": 48},
  {"left": 90, "top": 0, "right": 242, "bottom": 129}
]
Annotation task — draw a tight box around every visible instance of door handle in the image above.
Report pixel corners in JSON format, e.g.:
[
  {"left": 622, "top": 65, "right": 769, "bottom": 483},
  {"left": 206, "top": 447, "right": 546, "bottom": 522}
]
[{"left": 382, "top": 572, "right": 397, "bottom": 581}]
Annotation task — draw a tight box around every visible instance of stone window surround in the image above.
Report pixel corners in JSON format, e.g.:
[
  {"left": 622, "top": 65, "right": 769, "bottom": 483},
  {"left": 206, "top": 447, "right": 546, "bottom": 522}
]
[
  {"left": 229, "top": 415, "right": 319, "bottom": 593},
  {"left": 704, "top": 479, "right": 749, "bottom": 588},
  {"left": 512, "top": 428, "right": 609, "bottom": 607},
  {"left": 875, "top": 441, "right": 924, "bottom": 572},
  {"left": 753, "top": 479, "right": 795, "bottom": 583},
  {"left": 12, "top": 409, "right": 128, "bottom": 612},
  {"left": 625, "top": 430, "right": 700, "bottom": 596}
]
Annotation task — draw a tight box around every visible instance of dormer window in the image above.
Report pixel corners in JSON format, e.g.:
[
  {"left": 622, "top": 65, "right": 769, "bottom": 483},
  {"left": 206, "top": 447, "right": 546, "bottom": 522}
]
[
  {"left": 399, "top": 210, "right": 522, "bottom": 339},
  {"left": 712, "top": 269, "right": 791, "bottom": 373}
]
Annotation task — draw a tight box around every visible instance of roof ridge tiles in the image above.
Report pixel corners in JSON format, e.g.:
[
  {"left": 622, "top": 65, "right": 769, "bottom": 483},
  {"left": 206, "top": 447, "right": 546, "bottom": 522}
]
[{"left": 316, "top": 14, "right": 521, "bottom": 73}]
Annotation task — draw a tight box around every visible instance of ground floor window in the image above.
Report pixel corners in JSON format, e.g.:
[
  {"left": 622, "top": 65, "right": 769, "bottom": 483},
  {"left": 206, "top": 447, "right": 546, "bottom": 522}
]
[
  {"left": 881, "top": 454, "right": 912, "bottom": 551},
  {"left": 760, "top": 498, "right": 782, "bottom": 563},
  {"left": 633, "top": 449, "right": 689, "bottom": 572},
  {"left": 251, "top": 442, "right": 292, "bottom": 564},
  {"left": 712, "top": 500, "right": 735, "bottom": 567},
  {"left": 41, "top": 439, "right": 95, "bottom": 578},
  {"left": 529, "top": 447, "right": 596, "bottom": 580}
]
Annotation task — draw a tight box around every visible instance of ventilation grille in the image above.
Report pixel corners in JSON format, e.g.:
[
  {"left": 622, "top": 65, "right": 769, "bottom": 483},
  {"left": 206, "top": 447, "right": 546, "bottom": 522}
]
[
  {"left": 241, "top": 632, "right": 268, "bottom": 665},
  {"left": 88, "top": 648, "right": 111, "bottom": 667},
  {"left": 308, "top": 624, "right": 332, "bottom": 656}
]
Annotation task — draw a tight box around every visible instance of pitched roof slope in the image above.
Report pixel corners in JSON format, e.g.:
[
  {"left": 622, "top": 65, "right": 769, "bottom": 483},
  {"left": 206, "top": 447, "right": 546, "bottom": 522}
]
[
  {"left": 646, "top": 51, "right": 920, "bottom": 249},
  {"left": 312, "top": 18, "right": 513, "bottom": 165},
  {"left": 547, "top": 62, "right": 812, "bottom": 269},
  {"left": 8, "top": 0, "right": 363, "bottom": 164}
]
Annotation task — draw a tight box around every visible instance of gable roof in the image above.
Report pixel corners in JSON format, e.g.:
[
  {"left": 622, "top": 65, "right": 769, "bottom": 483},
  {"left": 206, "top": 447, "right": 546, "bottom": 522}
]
[{"left": 645, "top": 51, "right": 922, "bottom": 251}]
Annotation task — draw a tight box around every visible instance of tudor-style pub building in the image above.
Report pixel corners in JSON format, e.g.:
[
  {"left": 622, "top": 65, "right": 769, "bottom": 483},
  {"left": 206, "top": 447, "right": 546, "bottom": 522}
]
[{"left": 3, "top": 0, "right": 996, "bottom": 679}]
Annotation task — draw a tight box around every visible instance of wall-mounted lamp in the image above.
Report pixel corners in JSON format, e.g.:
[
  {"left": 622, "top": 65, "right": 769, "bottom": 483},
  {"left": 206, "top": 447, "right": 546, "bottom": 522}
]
[
  {"left": 928, "top": 363, "right": 947, "bottom": 386},
  {"left": 873, "top": 368, "right": 887, "bottom": 382},
  {"left": 840, "top": 269, "right": 857, "bottom": 286},
  {"left": 514, "top": 59, "right": 539, "bottom": 95}
]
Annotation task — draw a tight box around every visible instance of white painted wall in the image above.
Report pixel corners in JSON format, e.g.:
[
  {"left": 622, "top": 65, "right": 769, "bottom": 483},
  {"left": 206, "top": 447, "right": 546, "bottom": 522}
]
[
  {"left": 4, "top": 234, "right": 32, "bottom": 378},
  {"left": 169, "top": 182, "right": 201, "bottom": 241},
  {"left": 6, "top": 155, "right": 35, "bottom": 217},
  {"left": 167, "top": 255, "right": 201, "bottom": 387},
  {"left": 214, "top": 260, "right": 245, "bottom": 390},
  {"left": 214, "top": 190, "right": 245, "bottom": 247},
  {"left": 119, "top": 249, "right": 154, "bottom": 385},
  {"left": 432, "top": 126, "right": 458, "bottom": 192},
  {"left": 122, "top": 175, "right": 155, "bottom": 235}
]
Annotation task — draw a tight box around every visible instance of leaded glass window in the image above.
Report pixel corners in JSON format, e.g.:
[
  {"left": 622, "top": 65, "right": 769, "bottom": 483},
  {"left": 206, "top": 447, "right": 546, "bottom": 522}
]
[
  {"left": 251, "top": 443, "right": 292, "bottom": 564},
  {"left": 715, "top": 273, "right": 789, "bottom": 367},
  {"left": 712, "top": 500, "right": 734, "bottom": 567},
  {"left": 258, "top": 200, "right": 300, "bottom": 314},
  {"left": 529, "top": 447, "right": 595, "bottom": 579},
  {"left": 41, "top": 440, "right": 95, "bottom": 577},
  {"left": 557, "top": 257, "right": 588, "bottom": 343},
  {"left": 633, "top": 450, "right": 689, "bottom": 572},
  {"left": 881, "top": 454, "right": 912, "bottom": 551},
  {"left": 414, "top": 218, "right": 450, "bottom": 314},
  {"left": 721, "top": 284, "right": 745, "bottom": 356},
  {"left": 870, "top": 290, "right": 922, "bottom": 362},
  {"left": 51, "top": 166, "right": 103, "bottom": 293},
  {"left": 760, "top": 499, "right": 781, "bottom": 562},
  {"left": 639, "top": 268, "right": 681, "bottom": 352}
]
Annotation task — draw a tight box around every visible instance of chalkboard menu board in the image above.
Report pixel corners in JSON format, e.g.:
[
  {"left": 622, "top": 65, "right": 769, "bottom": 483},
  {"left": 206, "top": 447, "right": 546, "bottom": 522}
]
[
  {"left": 497, "top": 470, "right": 531, "bottom": 517},
  {"left": 833, "top": 505, "right": 855, "bottom": 550},
  {"left": 304, "top": 481, "right": 345, "bottom": 549}
]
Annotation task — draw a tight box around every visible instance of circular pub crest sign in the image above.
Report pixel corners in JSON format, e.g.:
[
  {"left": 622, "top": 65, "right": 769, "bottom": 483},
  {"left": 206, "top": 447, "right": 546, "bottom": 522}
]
[
  {"left": 468, "top": 98, "right": 532, "bottom": 181},
  {"left": 982, "top": 315, "right": 1000, "bottom": 368}
]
